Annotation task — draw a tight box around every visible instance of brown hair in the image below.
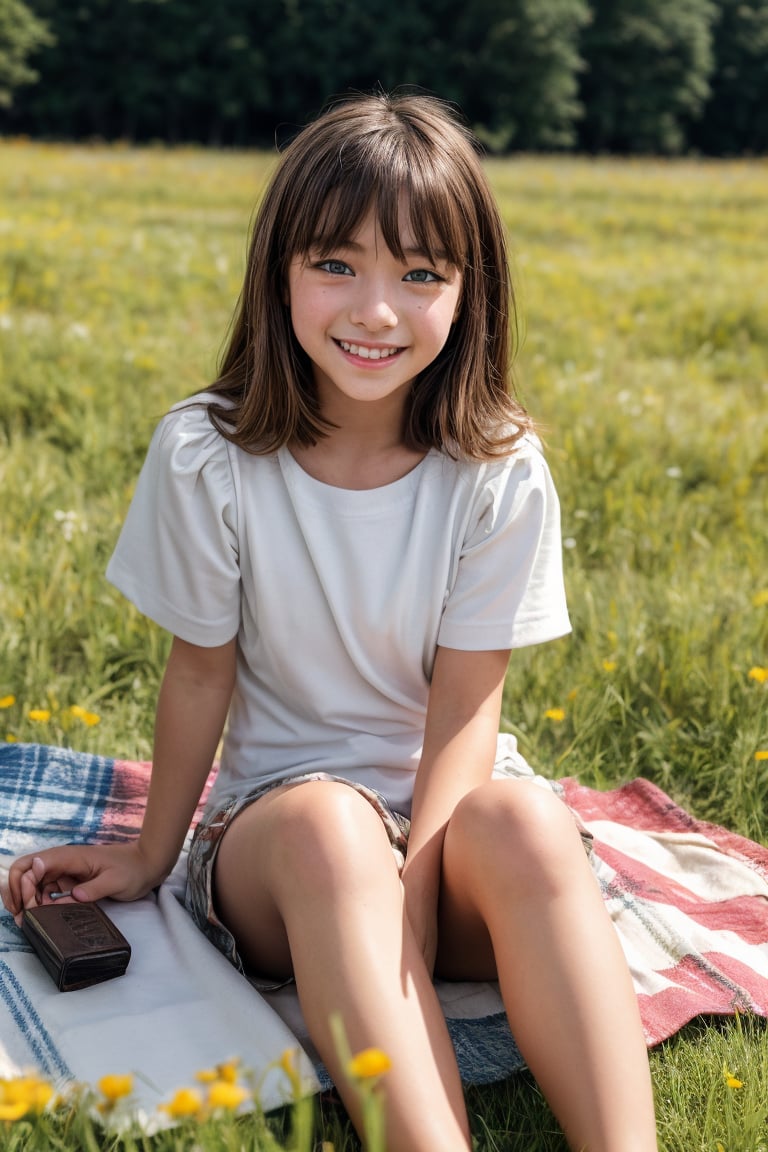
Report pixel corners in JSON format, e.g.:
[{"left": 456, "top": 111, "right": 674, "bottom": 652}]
[{"left": 206, "top": 90, "right": 532, "bottom": 459}]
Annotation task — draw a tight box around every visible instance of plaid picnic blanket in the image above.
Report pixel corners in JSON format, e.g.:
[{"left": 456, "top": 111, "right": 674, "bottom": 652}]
[
  {"left": 0, "top": 745, "right": 311, "bottom": 1109},
  {"left": 2, "top": 742, "right": 768, "bottom": 1095}
]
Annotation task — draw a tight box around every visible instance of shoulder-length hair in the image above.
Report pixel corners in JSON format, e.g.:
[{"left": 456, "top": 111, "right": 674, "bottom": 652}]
[{"left": 206, "top": 90, "right": 532, "bottom": 459}]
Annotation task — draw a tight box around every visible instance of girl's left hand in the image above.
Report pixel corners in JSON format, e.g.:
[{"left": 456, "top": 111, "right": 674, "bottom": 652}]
[{"left": 17, "top": 861, "right": 82, "bottom": 912}]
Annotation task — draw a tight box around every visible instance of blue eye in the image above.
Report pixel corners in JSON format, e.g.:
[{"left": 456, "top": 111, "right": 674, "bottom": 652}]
[
  {"left": 403, "top": 269, "right": 440, "bottom": 283},
  {"left": 318, "top": 259, "right": 353, "bottom": 276}
]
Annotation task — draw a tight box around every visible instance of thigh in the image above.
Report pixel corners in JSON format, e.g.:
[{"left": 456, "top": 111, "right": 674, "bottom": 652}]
[
  {"left": 434, "top": 788, "right": 500, "bottom": 983},
  {"left": 212, "top": 779, "right": 402, "bottom": 981},
  {"left": 435, "top": 778, "right": 592, "bottom": 981},
  {"left": 434, "top": 866, "right": 498, "bottom": 983}
]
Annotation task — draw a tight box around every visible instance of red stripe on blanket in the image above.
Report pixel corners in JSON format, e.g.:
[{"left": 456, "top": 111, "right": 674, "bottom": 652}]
[
  {"left": 638, "top": 951, "right": 768, "bottom": 1045},
  {"left": 561, "top": 777, "right": 768, "bottom": 877},
  {"left": 594, "top": 842, "right": 768, "bottom": 945},
  {"left": 103, "top": 761, "right": 217, "bottom": 835}
]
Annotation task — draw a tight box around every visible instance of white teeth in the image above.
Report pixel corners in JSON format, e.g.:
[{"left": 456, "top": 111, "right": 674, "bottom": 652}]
[{"left": 339, "top": 341, "right": 399, "bottom": 360}]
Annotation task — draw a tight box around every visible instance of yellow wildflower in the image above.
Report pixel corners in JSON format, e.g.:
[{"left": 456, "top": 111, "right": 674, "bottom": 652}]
[
  {"left": 717, "top": 1144, "right": 726, "bottom": 1152},
  {"left": 278, "top": 1048, "right": 303, "bottom": 1095},
  {"left": 28, "top": 709, "right": 51, "bottom": 722},
  {"left": 0, "top": 1075, "right": 54, "bottom": 1117},
  {"left": 723, "top": 1064, "right": 743, "bottom": 1089},
  {"left": 194, "top": 1067, "right": 219, "bottom": 1083},
  {"left": 29, "top": 1081, "right": 54, "bottom": 1113},
  {"left": 5, "top": 735, "right": 18, "bottom": 743},
  {"left": 70, "top": 705, "right": 100, "bottom": 727},
  {"left": 748, "top": 666, "right": 768, "bottom": 685},
  {"left": 214, "top": 1058, "right": 240, "bottom": 1084},
  {"left": 602, "top": 659, "right": 617, "bottom": 673},
  {"left": 161, "top": 1087, "right": 203, "bottom": 1118},
  {"left": 206, "top": 1080, "right": 248, "bottom": 1111},
  {"left": 755, "top": 750, "right": 768, "bottom": 762},
  {"left": 544, "top": 707, "right": 566, "bottom": 723},
  {"left": 0, "top": 1099, "right": 28, "bottom": 1122},
  {"left": 347, "top": 1048, "right": 392, "bottom": 1081},
  {"left": 0, "top": 695, "right": 15, "bottom": 709},
  {"left": 98, "top": 1073, "right": 134, "bottom": 1102},
  {"left": 752, "top": 588, "right": 768, "bottom": 607}
]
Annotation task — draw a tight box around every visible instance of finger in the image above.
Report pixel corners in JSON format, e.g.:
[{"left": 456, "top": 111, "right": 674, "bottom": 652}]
[
  {"left": 22, "top": 848, "right": 94, "bottom": 887},
  {"left": 8, "top": 851, "right": 49, "bottom": 882},
  {"left": 68, "top": 872, "right": 125, "bottom": 904},
  {"left": 14, "top": 869, "right": 83, "bottom": 924},
  {"left": 7, "top": 855, "right": 37, "bottom": 910},
  {"left": 13, "top": 869, "right": 39, "bottom": 925},
  {"left": 40, "top": 873, "right": 82, "bottom": 903},
  {"left": 9, "top": 849, "right": 92, "bottom": 911},
  {"left": 20, "top": 867, "right": 44, "bottom": 910}
]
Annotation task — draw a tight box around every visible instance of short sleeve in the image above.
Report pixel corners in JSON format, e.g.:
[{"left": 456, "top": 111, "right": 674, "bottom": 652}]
[
  {"left": 437, "top": 444, "right": 571, "bottom": 651},
  {"left": 106, "top": 402, "right": 240, "bottom": 646}
]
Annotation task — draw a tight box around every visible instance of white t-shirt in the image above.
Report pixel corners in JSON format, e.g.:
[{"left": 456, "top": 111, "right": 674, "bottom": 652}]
[{"left": 106, "top": 397, "right": 571, "bottom": 815}]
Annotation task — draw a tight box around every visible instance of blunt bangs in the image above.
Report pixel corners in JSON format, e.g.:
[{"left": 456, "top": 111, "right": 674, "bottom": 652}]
[{"left": 277, "top": 108, "right": 473, "bottom": 270}]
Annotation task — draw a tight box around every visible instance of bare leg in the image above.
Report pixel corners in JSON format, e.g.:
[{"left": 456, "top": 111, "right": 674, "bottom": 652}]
[
  {"left": 213, "top": 781, "right": 471, "bottom": 1152},
  {"left": 437, "top": 779, "right": 658, "bottom": 1152}
]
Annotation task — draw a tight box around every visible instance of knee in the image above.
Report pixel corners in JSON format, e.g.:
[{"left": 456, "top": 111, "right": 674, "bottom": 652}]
[
  {"left": 447, "top": 779, "right": 583, "bottom": 896},
  {"left": 269, "top": 782, "right": 391, "bottom": 898}
]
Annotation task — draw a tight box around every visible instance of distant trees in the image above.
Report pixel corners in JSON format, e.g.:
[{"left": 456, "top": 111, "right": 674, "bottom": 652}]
[
  {"left": 2, "top": 0, "right": 592, "bottom": 150},
  {"left": 577, "top": 0, "right": 717, "bottom": 153},
  {"left": 690, "top": 0, "right": 768, "bottom": 154},
  {"left": 446, "top": 0, "right": 591, "bottom": 151},
  {"left": 2, "top": 0, "right": 766, "bottom": 154},
  {"left": 0, "top": 0, "right": 51, "bottom": 108},
  {"left": 0, "top": 0, "right": 270, "bottom": 142}
]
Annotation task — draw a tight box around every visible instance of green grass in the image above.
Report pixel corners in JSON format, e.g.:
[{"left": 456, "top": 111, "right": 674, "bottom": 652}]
[{"left": 1, "top": 142, "right": 767, "bottom": 1150}]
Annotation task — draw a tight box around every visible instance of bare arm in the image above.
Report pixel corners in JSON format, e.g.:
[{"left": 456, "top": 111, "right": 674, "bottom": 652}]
[
  {"left": 3, "top": 636, "right": 236, "bottom": 916},
  {"left": 401, "top": 644, "right": 510, "bottom": 971},
  {"left": 137, "top": 635, "right": 237, "bottom": 879}
]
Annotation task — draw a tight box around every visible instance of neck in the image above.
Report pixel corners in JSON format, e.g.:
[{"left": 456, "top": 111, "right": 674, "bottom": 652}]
[{"left": 290, "top": 403, "right": 425, "bottom": 491}]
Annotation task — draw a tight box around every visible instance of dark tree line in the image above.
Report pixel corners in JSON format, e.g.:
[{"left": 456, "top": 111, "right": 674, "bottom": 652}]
[{"left": 1, "top": 0, "right": 767, "bottom": 153}]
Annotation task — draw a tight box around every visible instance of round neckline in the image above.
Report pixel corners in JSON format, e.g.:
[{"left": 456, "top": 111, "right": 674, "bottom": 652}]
[
  {"left": 278, "top": 445, "right": 435, "bottom": 515},
  {"left": 279, "top": 444, "right": 433, "bottom": 494}
]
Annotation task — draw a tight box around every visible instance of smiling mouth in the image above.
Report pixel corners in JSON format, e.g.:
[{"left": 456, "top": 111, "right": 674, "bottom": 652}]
[{"left": 336, "top": 340, "right": 402, "bottom": 361}]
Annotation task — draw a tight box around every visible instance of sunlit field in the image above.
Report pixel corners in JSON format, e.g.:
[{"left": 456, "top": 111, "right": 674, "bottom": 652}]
[{"left": 1, "top": 142, "right": 767, "bottom": 1150}]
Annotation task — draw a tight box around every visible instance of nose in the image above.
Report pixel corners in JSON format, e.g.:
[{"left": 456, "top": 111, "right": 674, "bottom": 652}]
[{"left": 349, "top": 279, "right": 398, "bottom": 331}]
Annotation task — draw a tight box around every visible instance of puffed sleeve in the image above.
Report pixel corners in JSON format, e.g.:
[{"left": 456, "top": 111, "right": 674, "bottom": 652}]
[
  {"left": 437, "top": 443, "right": 571, "bottom": 651},
  {"left": 106, "top": 401, "right": 240, "bottom": 646}
]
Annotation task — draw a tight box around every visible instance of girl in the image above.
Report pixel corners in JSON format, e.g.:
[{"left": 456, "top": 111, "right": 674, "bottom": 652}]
[{"left": 5, "top": 92, "right": 657, "bottom": 1151}]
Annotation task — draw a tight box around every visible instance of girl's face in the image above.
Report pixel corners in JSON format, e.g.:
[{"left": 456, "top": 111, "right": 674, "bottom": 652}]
[{"left": 287, "top": 204, "right": 462, "bottom": 418}]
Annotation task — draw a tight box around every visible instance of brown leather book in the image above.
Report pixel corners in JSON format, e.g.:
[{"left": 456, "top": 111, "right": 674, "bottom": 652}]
[{"left": 22, "top": 902, "right": 131, "bottom": 991}]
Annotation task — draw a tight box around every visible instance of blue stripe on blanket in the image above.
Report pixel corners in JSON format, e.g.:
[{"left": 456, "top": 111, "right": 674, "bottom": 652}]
[
  {"left": 0, "top": 742, "right": 116, "bottom": 844},
  {"left": 0, "top": 960, "right": 72, "bottom": 1079},
  {"left": 1, "top": 743, "right": 118, "bottom": 953},
  {"left": 447, "top": 1015, "right": 525, "bottom": 1081},
  {"left": 312, "top": 1016, "right": 525, "bottom": 1091},
  {"left": 0, "top": 910, "right": 27, "bottom": 954}
]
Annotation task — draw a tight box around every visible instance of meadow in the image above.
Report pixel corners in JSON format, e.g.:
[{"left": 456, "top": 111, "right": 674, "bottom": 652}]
[{"left": 1, "top": 141, "right": 767, "bottom": 1150}]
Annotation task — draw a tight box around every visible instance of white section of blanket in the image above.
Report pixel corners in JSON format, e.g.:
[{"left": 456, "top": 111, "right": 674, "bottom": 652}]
[{"left": 0, "top": 863, "right": 318, "bottom": 1112}]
